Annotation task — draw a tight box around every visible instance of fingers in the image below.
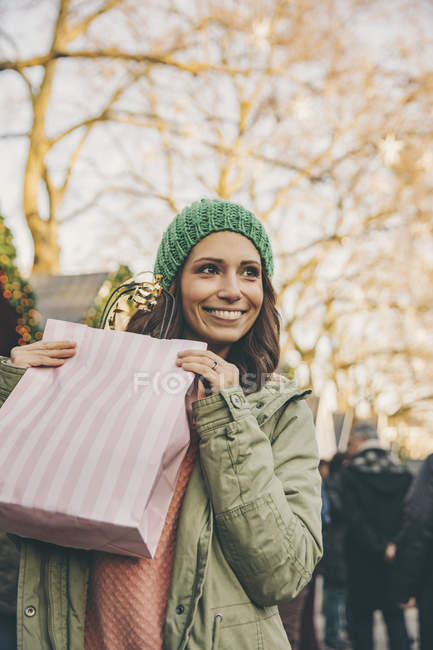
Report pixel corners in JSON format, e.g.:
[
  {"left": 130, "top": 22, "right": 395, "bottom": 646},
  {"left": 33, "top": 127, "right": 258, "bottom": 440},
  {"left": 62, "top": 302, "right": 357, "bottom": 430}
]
[
  {"left": 176, "top": 356, "right": 220, "bottom": 371},
  {"left": 177, "top": 350, "right": 223, "bottom": 372},
  {"left": 42, "top": 348, "right": 77, "bottom": 358},
  {"left": 29, "top": 357, "right": 68, "bottom": 367},
  {"left": 178, "top": 361, "right": 217, "bottom": 378},
  {"left": 11, "top": 340, "right": 77, "bottom": 369},
  {"left": 39, "top": 341, "right": 77, "bottom": 350},
  {"left": 177, "top": 349, "right": 219, "bottom": 361},
  {"left": 177, "top": 351, "right": 240, "bottom": 396}
]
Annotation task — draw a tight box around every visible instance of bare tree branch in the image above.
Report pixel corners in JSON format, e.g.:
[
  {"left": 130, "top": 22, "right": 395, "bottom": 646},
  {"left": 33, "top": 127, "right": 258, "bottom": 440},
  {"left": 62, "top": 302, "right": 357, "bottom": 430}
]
[
  {"left": 65, "top": 0, "right": 126, "bottom": 43},
  {"left": 0, "top": 49, "right": 284, "bottom": 76}
]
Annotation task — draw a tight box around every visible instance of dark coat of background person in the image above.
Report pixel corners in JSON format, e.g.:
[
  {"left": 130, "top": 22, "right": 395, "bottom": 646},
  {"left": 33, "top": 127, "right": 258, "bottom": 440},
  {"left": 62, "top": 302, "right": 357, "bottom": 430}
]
[
  {"left": 393, "top": 453, "right": 433, "bottom": 650},
  {"left": 342, "top": 444, "right": 413, "bottom": 610},
  {"left": 321, "top": 453, "right": 350, "bottom": 650},
  {"left": 278, "top": 575, "right": 321, "bottom": 650},
  {"left": 279, "top": 585, "right": 309, "bottom": 650},
  {"left": 322, "top": 455, "right": 347, "bottom": 589}
]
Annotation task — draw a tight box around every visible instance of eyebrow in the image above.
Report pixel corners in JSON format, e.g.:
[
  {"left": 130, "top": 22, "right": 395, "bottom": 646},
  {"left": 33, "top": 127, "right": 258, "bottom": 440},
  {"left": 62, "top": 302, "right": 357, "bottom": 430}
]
[{"left": 193, "top": 257, "right": 261, "bottom": 265}]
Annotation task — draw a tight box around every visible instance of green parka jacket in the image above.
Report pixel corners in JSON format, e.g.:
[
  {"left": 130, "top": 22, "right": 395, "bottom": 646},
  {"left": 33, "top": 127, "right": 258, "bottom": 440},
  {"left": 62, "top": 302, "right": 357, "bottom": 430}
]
[{"left": 0, "top": 356, "right": 323, "bottom": 650}]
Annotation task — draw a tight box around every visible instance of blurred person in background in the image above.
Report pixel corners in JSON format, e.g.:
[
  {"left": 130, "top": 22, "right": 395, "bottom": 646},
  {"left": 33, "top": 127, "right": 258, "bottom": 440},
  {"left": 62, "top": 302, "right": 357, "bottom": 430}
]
[
  {"left": 279, "top": 463, "right": 324, "bottom": 650},
  {"left": 278, "top": 461, "right": 326, "bottom": 650},
  {"left": 341, "top": 423, "right": 413, "bottom": 650},
  {"left": 393, "top": 453, "right": 433, "bottom": 650},
  {"left": 321, "top": 453, "right": 350, "bottom": 650},
  {"left": 278, "top": 585, "right": 310, "bottom": 650}
]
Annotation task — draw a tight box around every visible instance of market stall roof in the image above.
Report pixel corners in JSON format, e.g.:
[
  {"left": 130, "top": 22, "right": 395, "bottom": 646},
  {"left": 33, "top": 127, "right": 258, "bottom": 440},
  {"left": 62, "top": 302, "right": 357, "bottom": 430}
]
[{"left": 31, "top": 272, "right": 109, "bottom": 327}]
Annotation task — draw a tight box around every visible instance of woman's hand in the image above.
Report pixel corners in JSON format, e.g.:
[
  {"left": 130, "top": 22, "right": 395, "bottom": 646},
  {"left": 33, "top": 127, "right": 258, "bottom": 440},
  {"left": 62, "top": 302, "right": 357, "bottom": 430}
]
[
  {"left": 399, "top": 597, "right": 416, "bottom": 609},
  {"left": 10, "top": 340, "right": 77, "bottom": 369},
  {"left": 384, "top": 542, "right": 397, "bottom": 564},
  {"left": 176, "top": 349, "right": 239, "bottom": 397}
]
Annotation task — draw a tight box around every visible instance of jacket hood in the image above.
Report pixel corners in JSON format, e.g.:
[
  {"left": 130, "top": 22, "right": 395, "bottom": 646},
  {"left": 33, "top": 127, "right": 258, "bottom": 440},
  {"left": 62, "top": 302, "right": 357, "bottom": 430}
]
[
  {"left": 348, "top": 446, "right": 411, "bottom": 495},
  {"left": 246, "top": 375, "right": 311, "bottom": 428}
]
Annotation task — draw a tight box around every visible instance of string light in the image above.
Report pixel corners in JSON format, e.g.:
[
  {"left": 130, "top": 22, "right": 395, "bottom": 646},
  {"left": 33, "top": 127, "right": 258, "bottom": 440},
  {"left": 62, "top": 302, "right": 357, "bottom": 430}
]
[
  {"left": 378, "top": 134, "right": 404, "bottom": 166},
  {"left": 417, "top": 149, "right": 433, "bottom": 172},
  {"left": 251, "top": 18, "right": 271, "bottom": 50},
  {"left": 292, "top": 96, "right": 315, "bottom": 122}
]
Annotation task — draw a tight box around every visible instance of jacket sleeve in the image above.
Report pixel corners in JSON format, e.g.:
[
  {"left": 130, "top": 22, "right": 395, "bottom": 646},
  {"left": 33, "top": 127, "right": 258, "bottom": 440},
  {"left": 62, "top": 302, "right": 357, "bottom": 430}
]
[
  {"left": 0, "top": 358, "right": 26, "bottom": 615},
  {"left": 393, "top": 455, "right": 433, "bottom": 602},
  {"left": 0, "top": 356, "right": 26, "bottom": 408},
  {"left": 192, "top": 385, "right": 323, "bottom": 607},
  {"left": 0, "top": 531, "right": 20, "bottom": 615}
]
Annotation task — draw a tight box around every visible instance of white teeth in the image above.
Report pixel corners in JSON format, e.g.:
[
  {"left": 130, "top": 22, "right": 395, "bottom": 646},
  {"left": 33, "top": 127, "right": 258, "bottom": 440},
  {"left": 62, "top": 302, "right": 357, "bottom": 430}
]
[{"left": 205, "top": 309, "right": 243, "bottom": 319}]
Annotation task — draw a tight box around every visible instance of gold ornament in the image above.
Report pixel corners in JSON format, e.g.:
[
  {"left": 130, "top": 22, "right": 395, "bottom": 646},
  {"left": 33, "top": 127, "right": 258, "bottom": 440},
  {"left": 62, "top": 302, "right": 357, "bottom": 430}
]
[
  {"left": 131, "top": 273, "right": 163, "bottom": 312},
  {"left": 101, "top": 273, "right": 167, "bottom": 332}
]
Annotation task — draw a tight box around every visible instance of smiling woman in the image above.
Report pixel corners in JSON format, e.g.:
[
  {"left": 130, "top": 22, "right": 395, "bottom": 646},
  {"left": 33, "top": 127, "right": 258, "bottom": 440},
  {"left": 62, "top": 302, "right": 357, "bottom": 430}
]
[
  {"left": 119, "top": 199, "right": 321, "bottom": 649},
  {"left": 128, "top": 202, "right": 281, "bottom": 395},
  {"left": 2, "top": 198, "right": 322, "bottom": 650}
]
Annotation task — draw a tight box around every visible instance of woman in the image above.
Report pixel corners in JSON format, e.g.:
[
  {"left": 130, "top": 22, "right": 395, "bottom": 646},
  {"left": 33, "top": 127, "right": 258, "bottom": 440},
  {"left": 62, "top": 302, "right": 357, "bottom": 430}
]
[{"left": 1, "top": 199, "right": 322, "bottom": 649}]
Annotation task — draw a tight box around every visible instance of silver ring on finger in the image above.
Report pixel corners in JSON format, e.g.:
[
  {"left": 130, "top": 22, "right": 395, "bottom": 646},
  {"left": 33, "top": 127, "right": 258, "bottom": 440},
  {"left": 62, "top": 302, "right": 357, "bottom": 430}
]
[{"left": 211, "top": 359, "right": 218, "bottom": 371}]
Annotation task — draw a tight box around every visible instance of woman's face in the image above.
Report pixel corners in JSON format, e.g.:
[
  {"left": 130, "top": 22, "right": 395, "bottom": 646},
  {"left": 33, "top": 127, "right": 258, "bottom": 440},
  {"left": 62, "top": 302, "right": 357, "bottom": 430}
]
[{"left": 180, "top": 231, "right": 264, "bottom": 357}]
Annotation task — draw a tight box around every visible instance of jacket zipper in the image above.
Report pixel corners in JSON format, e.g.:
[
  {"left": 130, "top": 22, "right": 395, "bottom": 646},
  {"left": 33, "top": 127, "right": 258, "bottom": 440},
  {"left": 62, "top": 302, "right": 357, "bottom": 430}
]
[{"left": 212, "top": 613, "right": 223, "bottom": 649}]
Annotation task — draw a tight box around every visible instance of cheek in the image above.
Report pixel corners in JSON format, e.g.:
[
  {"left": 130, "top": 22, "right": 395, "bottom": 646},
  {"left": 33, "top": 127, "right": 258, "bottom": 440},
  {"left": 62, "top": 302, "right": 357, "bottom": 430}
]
[
  {"left": 183, "top": 289, "right": 204, "bottom": 310},
  {"left": 248, "top": 285, "right": 264, "bottom": 311},
  {"left": 180, "top": 279, "right": 206, "bottom": 317}
]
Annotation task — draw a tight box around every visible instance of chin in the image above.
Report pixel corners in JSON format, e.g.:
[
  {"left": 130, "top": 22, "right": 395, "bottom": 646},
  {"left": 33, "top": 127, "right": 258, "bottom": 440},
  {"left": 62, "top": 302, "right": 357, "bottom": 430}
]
[
  {"left": 206, "top": 331, "right": 245, "bottom": 345},
  {"left": 188, "top": 317, "right": 251, "bottom": 344}
]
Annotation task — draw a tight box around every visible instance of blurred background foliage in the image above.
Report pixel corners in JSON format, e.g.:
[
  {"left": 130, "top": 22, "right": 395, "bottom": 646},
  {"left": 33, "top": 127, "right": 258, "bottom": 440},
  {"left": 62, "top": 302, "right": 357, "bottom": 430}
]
[{"left": 0, "top": 215, "right": 42, "bottom": 349}]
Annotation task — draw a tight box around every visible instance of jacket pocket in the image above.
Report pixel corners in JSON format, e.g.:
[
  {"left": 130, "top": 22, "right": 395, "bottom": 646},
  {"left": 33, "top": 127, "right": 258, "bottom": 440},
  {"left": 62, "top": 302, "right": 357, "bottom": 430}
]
[
  {"left": 210, "top": 603, "right": 269, "bottom": 650},
  {"left": 259, "top": 610, "right": 291, "bottom": 648}
]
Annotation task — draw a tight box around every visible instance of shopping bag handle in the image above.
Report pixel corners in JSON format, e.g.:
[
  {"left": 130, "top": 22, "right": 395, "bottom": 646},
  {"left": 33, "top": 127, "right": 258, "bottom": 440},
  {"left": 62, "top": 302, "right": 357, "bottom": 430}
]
[{"left": 99, "top": 273, "right": 175, "bottom": 339}]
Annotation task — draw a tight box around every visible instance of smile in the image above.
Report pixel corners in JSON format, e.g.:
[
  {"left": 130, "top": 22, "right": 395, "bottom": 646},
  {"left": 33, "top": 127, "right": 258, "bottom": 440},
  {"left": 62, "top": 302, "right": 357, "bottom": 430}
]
[{"left": 202, "top": 308, "right": 246, "bottom": 320}]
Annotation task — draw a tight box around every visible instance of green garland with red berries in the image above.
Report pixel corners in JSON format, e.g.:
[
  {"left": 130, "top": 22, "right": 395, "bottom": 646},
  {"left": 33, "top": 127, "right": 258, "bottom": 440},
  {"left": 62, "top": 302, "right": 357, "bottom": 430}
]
[{"left": 0, "top": 214, "right": 42, "bottom": 345}]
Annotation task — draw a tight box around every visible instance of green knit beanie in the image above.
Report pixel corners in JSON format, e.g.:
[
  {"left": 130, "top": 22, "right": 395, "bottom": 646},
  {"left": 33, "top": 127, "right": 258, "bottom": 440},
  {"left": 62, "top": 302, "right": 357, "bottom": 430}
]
[{"left": 154, "top": 198, "right": 273, "bottom": 291}]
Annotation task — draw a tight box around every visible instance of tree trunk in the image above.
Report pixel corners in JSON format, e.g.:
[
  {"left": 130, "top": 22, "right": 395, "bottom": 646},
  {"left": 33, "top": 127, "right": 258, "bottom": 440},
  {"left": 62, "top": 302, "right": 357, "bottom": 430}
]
[
  {"left": 23, "top": 1, "right": 70, "bottom": 274},
  {"left": 31, "top": 219, "right": 60, "bottom": 274}
]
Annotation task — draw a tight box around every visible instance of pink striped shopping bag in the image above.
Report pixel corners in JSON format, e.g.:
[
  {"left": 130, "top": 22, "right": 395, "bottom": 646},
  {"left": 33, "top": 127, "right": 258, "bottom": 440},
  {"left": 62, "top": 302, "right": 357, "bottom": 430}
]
[{"left": 0, "top": 319, "right": 206, "bottom": 558}]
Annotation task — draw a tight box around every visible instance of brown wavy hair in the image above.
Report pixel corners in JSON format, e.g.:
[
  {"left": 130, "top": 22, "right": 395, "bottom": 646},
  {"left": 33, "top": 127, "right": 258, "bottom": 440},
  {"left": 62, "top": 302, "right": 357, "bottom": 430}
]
[{"left": 127, "top": 270, "right": 280, "bottom": 394}]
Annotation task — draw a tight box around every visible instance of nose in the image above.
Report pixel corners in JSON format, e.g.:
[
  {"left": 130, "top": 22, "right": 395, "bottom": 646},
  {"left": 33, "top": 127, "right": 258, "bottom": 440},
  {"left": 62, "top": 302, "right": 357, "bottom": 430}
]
[{"left": 217, "top": 271, "right": 242, "bottom": 302}]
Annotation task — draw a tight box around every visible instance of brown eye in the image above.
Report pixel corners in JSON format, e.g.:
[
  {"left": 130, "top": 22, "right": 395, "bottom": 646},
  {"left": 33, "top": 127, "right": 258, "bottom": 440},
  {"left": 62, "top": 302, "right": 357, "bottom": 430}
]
[
  {"left": 198, "top": 263, "right": 219, "bottom": 274},
  {"left": 243, "top": 266, "right": 260, "bottom": 277}
]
